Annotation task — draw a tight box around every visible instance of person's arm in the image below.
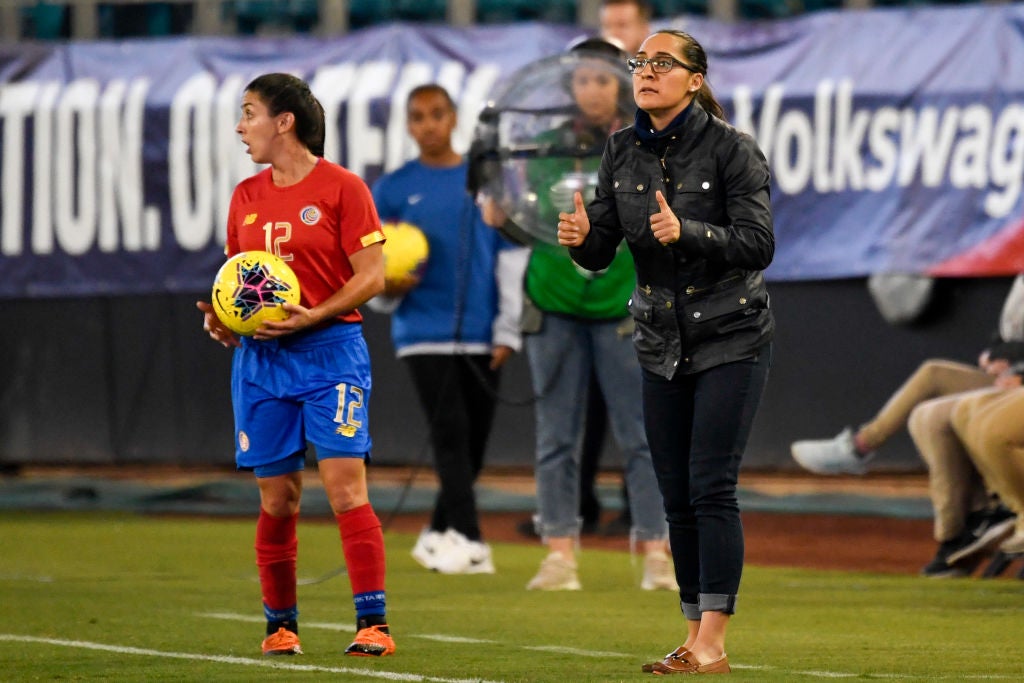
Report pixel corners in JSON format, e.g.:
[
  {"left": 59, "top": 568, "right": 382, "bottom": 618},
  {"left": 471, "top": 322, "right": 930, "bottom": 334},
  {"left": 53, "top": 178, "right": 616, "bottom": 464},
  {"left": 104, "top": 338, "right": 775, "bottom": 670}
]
[
  {"left": 196, "top": 300, "right": 240, "bottom": 348},
  {"left": 995, "top": 364, "right": 1024, "bottom": 389},
  {"left": 479, "top": 196, "right": 535, "bottom": 246},
  {"left": 490, "top": 244, "right": 529, "bottom": 368},
  {"left": 566, "top": 144, "right": 624, "bottom": 271},
  {"left": 197, "top": 190, "right": 244, "bottom": 348},
  {"left": 985, "top": 341, "right": 1024, "bottom": 367}
]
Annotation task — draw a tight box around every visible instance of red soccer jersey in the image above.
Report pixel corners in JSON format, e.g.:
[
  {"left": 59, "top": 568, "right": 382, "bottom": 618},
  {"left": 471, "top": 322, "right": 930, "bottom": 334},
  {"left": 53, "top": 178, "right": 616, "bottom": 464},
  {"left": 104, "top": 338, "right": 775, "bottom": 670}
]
[{"left": 226, "top": 160, "right": 385, "bottom": 324}]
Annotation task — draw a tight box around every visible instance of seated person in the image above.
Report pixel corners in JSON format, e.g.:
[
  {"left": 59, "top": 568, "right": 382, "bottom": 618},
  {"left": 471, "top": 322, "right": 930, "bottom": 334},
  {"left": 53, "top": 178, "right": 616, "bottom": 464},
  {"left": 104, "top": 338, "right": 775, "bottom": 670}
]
[
  {"left": 950, "top": 375, "right": 1024, "bottom": 569},
  {"left": 791, "top": 275, "right": 1024, "bottom": 577}
]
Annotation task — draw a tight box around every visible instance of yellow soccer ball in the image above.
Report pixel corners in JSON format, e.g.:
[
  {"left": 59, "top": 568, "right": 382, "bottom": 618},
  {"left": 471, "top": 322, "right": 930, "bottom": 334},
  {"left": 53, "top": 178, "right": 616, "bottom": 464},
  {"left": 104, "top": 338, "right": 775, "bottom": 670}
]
[
  {"left": 211, "top": 251, "right": 301, "bottom": 336},
  {"left": 381, "top": 221, "right": 430, "bottom": 287}
]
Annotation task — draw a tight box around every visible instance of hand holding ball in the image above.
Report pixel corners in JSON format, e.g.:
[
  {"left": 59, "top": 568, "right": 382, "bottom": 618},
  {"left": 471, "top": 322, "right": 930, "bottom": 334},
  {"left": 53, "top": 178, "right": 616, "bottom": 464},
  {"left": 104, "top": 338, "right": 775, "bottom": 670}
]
[
  {"left": 211, "top": 251, "right": 301, "bottom": 336},
  {"left": 381, "top": 221, "right": 429, "bottom": 296}
]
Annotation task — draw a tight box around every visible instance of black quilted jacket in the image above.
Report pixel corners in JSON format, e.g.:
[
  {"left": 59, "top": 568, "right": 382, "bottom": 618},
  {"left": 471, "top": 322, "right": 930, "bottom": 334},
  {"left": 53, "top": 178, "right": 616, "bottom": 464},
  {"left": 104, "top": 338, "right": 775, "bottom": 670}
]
[{"left": 570, "top": 102, "right": 775, "bottom": 379}]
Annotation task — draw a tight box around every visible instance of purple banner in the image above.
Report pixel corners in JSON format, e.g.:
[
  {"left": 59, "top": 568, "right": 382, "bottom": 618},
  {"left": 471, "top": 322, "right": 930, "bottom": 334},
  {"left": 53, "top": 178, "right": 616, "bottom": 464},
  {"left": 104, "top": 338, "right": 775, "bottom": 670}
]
[{"left": 1, "top": 6, "right": 1023, "bottom": 297}]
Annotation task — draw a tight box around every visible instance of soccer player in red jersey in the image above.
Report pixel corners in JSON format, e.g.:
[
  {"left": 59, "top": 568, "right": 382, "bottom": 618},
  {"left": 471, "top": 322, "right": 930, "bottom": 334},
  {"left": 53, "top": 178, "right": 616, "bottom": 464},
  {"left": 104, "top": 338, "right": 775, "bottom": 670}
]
[{"left": 196, "top": 72, "right": 395, "bottom": 658}]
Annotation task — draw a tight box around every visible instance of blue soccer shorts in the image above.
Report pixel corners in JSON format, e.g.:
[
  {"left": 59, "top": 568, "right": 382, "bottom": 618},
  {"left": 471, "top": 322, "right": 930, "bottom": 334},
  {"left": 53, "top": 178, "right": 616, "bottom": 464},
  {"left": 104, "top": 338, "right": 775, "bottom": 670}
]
[{"left": 230, "top": 323, "right": 373, "bottom": 473}]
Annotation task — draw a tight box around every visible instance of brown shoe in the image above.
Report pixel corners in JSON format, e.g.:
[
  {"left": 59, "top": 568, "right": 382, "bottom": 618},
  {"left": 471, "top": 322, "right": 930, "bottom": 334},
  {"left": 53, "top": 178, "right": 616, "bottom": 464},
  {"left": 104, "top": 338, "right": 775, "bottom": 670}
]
[
  {"left": 690, "top": 654, "right": 730, "bottom": 674},
  {"left": 649, "top": 650, "right": 730, "bottom": 675},
  {"left": 641, "top": 646, "right": 689, "bottom": 673}
]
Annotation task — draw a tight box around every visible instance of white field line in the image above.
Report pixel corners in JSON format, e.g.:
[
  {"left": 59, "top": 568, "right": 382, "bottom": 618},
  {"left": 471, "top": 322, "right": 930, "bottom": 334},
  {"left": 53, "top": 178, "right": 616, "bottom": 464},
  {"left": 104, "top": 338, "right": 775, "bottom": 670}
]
[
  {"left": 729, "top": 664, "right": 1021, "bottom": 680},
  {"left": 200, "top": 611, "right": 626, "bottom": 658},
  {"left": 195, "top": 613, "right": 1024, "bottom": 680},
  {"left": 523, "top": 645, "right": 635, "bottom": 658},
  {"left": 3, "top": 631, "right": 1019, "bottom": 681},
  {"left": 197, "top": 610, "right": 1024, "bottom": 675},
  {"left": 0, "top": 634, "right": 502, "bottom": 683}
]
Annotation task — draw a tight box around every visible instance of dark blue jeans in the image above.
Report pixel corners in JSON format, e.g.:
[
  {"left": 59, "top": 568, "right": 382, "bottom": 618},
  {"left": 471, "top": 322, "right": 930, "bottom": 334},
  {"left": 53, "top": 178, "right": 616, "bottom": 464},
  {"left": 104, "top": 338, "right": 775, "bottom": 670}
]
[{"left": 641, "top": 345, "right": 771, "bottom": 619}]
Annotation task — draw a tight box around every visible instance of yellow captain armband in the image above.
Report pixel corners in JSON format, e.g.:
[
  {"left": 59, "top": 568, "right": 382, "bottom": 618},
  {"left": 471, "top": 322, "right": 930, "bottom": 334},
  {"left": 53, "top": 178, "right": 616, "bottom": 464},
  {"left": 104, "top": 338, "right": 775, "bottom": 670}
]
[{"left": 360, "top": 230, "right": 386, "bottom": 247}]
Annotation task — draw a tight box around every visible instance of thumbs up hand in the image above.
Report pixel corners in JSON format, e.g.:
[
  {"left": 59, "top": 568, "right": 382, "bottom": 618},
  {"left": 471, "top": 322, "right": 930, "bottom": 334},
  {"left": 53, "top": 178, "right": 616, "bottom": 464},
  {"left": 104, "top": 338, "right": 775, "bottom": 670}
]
[
  {"left": 556, "top": 191, "right": 591, "bottom": 247},
  {"left": 650, "top": 190, "right": 681, "bottom": 245}
]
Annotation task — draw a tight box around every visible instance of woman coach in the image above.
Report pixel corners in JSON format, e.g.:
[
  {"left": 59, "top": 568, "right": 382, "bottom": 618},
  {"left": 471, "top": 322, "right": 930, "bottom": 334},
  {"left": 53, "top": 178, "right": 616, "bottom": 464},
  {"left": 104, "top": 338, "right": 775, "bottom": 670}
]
[{"left": 557, "top": 29, "right": 774, "bottom": 675}]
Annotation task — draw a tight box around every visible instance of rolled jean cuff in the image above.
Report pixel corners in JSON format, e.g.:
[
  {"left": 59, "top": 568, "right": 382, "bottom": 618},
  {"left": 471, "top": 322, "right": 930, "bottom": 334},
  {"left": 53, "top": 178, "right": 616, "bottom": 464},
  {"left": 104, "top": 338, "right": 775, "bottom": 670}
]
[
  {"left": 538, "top": 516, "right": 582, "bottom": 540},
  {"left": 680, "top": 600, "right": 701, "bottom": 621},
  {"left": 699, "top": 593, "right": 737, "bottom": 616},
  {"left": 630, "top": 527, "right": 669, "bottom": 543}
]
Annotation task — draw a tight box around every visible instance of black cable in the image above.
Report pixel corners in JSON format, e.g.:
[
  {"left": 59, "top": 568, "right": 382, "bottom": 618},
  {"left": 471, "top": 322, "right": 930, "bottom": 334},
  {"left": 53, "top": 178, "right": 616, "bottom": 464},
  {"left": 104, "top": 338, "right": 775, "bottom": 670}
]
[
  {"left": 304, "top": 187, "right": 475, "bottom": 584},
  {"left": 300, "top": 359, "right": 450, "bottom": 587},
  {"left": 452, "top": 185, "right": 542, "bottom": 408}
]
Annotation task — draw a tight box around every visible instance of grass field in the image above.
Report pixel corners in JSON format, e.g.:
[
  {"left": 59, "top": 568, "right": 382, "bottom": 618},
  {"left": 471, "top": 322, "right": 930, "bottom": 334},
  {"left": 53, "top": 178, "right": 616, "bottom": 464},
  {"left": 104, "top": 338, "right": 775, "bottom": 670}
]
[{"left": 2, "top": 511, "right": 1023, "bottom": 681}]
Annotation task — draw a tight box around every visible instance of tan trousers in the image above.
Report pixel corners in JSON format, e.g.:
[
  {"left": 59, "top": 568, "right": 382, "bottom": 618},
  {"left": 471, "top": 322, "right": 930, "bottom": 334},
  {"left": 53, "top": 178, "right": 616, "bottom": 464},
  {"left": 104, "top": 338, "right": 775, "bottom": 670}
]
[
  {"left": 857, "top": 360, "right": 998, "bottom": 541},
  {"left": 859, "top": 360, "right": 993, "bottom": 449},
  {"left": 951, "top": 388, "right": 1024, "bottom": 539},
  {"left": 907, "top": 387, "right": 1001, "bottom": 542}
]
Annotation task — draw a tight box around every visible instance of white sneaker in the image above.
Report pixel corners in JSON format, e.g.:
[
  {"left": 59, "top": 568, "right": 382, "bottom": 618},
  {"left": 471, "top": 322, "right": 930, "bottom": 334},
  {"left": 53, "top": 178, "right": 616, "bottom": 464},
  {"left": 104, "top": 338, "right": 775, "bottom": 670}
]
[
  {"left": 526, "top": 552, "right": 581, "bottom": 590},
  {"left": 790, "top": 427, "right": 872, "bottom": 475},
  {"left": 433, "top": 529, "right": 495, "bottom": 575},
  {"left": 641, "top": 550, "right": 679, "bottom": 591},
  {"left": 411, "top": 528, "right": 449, "bottom": 571}
]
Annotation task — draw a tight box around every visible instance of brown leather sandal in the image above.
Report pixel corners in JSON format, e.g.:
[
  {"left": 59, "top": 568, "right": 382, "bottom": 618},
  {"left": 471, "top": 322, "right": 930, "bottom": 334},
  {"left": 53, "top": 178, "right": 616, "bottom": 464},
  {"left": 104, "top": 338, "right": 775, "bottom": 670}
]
[
  {"left": 641, "top": 646, "right": 690, "bottom": 673},
  {"left": 650, "top": 650, "right": 731, "bottom": 675}
]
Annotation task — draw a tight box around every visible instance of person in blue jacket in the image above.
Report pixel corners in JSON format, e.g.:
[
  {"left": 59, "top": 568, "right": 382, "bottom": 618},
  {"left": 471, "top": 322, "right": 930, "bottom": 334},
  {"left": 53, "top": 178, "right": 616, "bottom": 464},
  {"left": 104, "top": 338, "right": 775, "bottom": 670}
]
[{"left": 371, "top": 84, "right": 527, "bottom": 575}]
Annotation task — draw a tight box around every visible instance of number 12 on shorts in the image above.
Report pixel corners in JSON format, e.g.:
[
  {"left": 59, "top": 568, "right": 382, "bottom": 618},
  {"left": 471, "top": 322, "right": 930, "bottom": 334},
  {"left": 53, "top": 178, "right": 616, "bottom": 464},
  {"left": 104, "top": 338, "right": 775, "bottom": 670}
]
[{"left": 334, "top": 383, "right": 363, "bottom": 438}]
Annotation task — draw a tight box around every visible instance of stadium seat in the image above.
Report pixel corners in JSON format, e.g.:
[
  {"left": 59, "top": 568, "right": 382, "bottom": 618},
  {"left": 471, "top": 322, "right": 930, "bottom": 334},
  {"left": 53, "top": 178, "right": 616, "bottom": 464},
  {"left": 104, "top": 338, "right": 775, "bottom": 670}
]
[
  {"left": 289, "top": 0, "right": 318, "bottom": 32},
  {"left": 394, "top": 0, "right": 447, "bottom": 22},
  {"left": 349, "top": 0, "right": 392, "bottom": 29},
  {"left": 98, "top": 3, "right": 190, "bottom": 38},
  {"left": 801, "top": 0, "right": 843, "bottom": 13},
  {"left": 477, "top": 0, "right": 576, "bottom": 24},
  {"left": 737, "top": 0, "right": 802, "bottom": 20},
  {"left": 651, "top": 0, "right": 710, "bottom": 18},
  {"left": 234, "top": 0, "right": 318, "bottom": 35},
  {"left": 22, "top": 3, "right": 68, "bottom": 39},
  {"left": 234, "top": 1, "right": 276, "bottom": 34}
]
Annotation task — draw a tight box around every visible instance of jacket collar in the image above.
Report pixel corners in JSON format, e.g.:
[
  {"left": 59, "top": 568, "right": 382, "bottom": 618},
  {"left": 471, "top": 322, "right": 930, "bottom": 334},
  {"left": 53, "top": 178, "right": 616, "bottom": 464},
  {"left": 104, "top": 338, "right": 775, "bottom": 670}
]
[{"left": 633, "top": 100, "right": 708, "bottom": 150}]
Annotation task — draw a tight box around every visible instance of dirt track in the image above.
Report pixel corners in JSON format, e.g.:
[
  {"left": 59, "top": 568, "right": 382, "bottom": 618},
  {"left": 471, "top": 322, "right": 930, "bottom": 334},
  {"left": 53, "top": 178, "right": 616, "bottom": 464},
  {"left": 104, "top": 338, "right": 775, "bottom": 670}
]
[
  {"left": 7, "top": 465, "right": 947, "bottom": 576},
  {"left": 380, "top": 469, "right": 944, "bottom": 577},
  {"left": 383, "top": 509, "right": 939, "bottom": 576}
]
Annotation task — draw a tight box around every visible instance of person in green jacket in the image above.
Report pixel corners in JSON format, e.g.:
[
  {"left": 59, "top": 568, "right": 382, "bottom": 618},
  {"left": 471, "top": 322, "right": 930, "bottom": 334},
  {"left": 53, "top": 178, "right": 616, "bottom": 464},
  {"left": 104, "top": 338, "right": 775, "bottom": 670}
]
[{"left": 481, "top": 38, "right": 674, "bottom": 592}]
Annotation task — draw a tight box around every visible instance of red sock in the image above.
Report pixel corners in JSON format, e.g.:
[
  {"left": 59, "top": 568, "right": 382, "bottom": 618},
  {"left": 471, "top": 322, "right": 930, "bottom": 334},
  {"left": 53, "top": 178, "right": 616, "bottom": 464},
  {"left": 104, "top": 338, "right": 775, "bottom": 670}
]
[
  {"left": 255, "top": 509, "right": 298, "bottom": 618},
  {"left": 337, "top": 504, "right": 386, "bottom": 616}
]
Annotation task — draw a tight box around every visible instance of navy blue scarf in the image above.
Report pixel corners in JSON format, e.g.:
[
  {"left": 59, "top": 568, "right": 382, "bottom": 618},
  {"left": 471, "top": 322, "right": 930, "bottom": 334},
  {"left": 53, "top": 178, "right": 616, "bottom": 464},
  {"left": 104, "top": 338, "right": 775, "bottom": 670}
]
[{"left": 634, "top": 101, "right": 694, "bottom": 149}]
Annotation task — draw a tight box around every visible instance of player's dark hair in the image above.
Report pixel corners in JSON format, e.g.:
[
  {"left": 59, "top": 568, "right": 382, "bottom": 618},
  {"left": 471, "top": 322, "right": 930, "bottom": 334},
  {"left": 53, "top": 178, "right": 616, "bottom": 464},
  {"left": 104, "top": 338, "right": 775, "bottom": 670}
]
[
  {"left": 407, "top": 83, "right": 455, "bottom": 112},
  {"left": 653, "top": 29, "right": 726, "bottom": 121},
  {"left": 245, "top": 73, "right": 326, "bottom": 157}
]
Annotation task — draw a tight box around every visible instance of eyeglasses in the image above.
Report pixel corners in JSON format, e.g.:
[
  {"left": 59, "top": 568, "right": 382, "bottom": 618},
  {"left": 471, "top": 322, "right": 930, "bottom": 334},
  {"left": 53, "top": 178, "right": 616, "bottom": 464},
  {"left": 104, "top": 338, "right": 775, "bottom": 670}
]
[{"left": 626, "top": 56, "right": 697, "bottom": 75}]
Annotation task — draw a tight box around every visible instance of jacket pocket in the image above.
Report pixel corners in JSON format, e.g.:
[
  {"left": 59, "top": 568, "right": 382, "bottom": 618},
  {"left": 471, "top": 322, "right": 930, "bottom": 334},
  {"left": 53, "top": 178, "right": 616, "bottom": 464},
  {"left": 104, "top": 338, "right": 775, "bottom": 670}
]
[
  {"left": 628, "top": 285, "right": 665, "bottom": 361},
  {"left": 674, "top": 174, "right": 715, "bottom": 196},
  {"left": 671, "top": 173, "right": 718, "bottom": 218},
  {"left": 612, "top": 175, "right": 651, "bottom": 220},
  {"left": 682, "top": 275, "right": 762, "bottom": 328}
]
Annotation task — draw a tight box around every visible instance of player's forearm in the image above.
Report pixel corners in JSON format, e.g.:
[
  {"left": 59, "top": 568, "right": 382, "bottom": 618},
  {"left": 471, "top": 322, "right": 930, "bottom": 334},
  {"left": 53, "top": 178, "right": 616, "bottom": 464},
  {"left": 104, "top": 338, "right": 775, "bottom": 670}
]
[{"left": 312, "top": 271, "right": 385, "bottom": 322}]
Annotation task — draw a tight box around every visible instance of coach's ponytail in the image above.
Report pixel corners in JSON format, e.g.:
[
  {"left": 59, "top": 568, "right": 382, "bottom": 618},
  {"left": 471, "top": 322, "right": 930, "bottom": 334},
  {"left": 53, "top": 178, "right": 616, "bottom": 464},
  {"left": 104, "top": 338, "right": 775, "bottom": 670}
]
[{"left": 654, "top": 30, "right": 726, "bottom": 121}]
